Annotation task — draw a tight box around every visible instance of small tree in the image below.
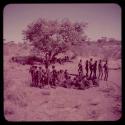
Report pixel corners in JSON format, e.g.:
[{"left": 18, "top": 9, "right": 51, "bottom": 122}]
[{"left": 23, "top": 18, "right": 87, "bottom": 71}]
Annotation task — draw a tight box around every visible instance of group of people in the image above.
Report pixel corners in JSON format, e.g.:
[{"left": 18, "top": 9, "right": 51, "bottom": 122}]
[
  {"left": 29, "top": 58, "right": 109, "bottom": 90},
  {"left": 78, "top": 58, "right": 108, "bottom": 81}
]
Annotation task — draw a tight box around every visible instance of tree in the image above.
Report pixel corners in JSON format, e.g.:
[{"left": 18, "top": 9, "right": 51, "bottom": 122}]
[{"left": 23, "top": 18, "right": 87, "bottom": 71}]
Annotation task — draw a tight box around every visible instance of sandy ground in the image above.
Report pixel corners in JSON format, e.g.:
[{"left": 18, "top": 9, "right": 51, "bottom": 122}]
[{"left": 4, "top": 56, "right": 122, "bottom": 121}]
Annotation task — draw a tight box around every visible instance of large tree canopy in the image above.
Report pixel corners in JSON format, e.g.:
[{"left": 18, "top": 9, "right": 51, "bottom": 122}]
[{"left": 23, "top": 18, "right": 87, "bottom": 67}]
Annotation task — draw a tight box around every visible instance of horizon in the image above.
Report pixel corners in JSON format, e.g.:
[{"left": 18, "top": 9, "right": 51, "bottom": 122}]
[{"left": 3, "top": 4, "right": 121, "bottom": 43}]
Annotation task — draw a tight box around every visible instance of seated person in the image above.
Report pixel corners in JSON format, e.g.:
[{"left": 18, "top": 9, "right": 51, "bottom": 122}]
[{"left": 92, "top": 77, "right": 99, "bottom": 86}]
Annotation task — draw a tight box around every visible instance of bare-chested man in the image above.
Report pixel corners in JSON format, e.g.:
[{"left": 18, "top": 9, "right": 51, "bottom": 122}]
[
  {"left": 103, "top": 60, "right": 109, "bottom": 81},
  {"left": 98, "top": 59, "right": 103, "bottom": 80},
  {"left": 34, "top": 66, "right": 39, "bottom": 87},
  {"left": 78, "top": 59, "right": 83, "bottom": 77},
  {"left": 64, "top": 69, "right": 69, "bottom": 80},
  {"left": 93, "top": 60, "right": 97, "bottom": 79},
  {"left": 41, "top": 69, "right": 46, "bottom": 87},
  {"left": 85, "top": 60, "right": 89, "bottom": 77},
  {"left": 51, "top": 65, "right": 57, "bottom": 88},
  {"left": 89, "top": 58, "right": 93, "bottom": 79},
  {"left": 38, "top": 67, "right": 42, "bottom": 88}
]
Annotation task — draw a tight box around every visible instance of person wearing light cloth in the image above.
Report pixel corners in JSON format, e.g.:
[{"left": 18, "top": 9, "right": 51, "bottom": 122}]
[
  {"left": 58, "top": 69, "right": 65, "bottom": 86},
  {"left": 29, "top": 65, "right": 35, "bottom": 87}
]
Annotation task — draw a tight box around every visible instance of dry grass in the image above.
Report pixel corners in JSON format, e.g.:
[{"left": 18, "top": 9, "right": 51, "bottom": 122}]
[{"left": 3, "top": 42, "right": 121, "bottom": 121}]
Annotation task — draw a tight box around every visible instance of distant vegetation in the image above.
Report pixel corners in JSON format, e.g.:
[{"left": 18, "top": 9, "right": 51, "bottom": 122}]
[
  {"left": 4, "top": 19, "right": 121, "bottom": 65},
  {"left": 4, "top": 37, "right": 121, "bottom": 66}
]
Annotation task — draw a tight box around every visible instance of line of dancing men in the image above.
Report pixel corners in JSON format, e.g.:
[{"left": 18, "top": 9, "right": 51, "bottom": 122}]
[{"left": 29, "top": 58, "right": 108, "bottom": 89}]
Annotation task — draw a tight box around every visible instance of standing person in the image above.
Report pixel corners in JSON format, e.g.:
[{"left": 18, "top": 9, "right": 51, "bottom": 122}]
[
  {"left": 103, "top": 60, "right": 109, "bottom": 81},
  {"left": 29, "top": 65, "right": 34, "bottom": 87},
  {"left": 93, "top": 61, "right": 97, "bottom": 79},
  {"left": 89, "top": 58, "right": 93, "bottom": 79},
  {"left": 38, "top": 67, "right": 42, "bottom": 88},
  {"left": 41, "top": 69, "right": 46, "bottom": 87},
  {"left": 98, "top": 60, "right": 103, "bottom": 79},
  {"left": 63, "top": 69, "right": 69, "bottom": 87},
  {"left": 44, "top": 71, "right": 48, "bottom": 86},
  {"left": 67, "top": 76, "right": 72, "bottom": 88},
  {"left": 64, "top": 69, "right": 69, "bottom": 80},
  {"left": 47, "top": 68, "right": 51, "bottom": 86},
  {"left": 56, "top": 70, "right": 60, "bottom": 85},
  {"left": 59, "top": 70, "right": 65, "bottom": 86},
  {"left": 34, "top": 66, "right": 38, "bottom": 87},
  {"left": 85, "top": 60, "right": 89, "bottom": 77},
  {"left": 78, "top": 59, "right": 83, "bottom": 77},
  {"left": 58, "top": 70, "right": 63, "bottom": 86},
  {"left": 45, "top": 68, "right": 51, "bottom": 87},
  {"left": 51, "top": 65, "right": 57, "bottom": 88}
]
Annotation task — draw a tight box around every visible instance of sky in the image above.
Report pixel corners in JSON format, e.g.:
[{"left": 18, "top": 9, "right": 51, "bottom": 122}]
[{"left": 3, "top": 4, "right": 121, "bottom": 43}]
